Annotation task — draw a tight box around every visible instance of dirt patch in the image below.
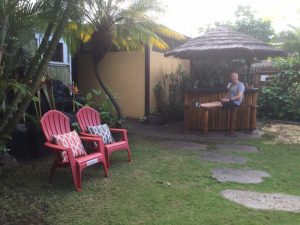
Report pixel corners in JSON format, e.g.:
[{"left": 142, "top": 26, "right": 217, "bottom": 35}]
[
  {"left": 215, "top": 144, "right": 258, "bottom": 153},
  {"left": 212, "top": 168, "right": 270, "bottom": 184},
  {"left": 262, "top": 121, "right": 300, "bottom": 144},
  {"left": 222, "top": 190, "right": 300, "bottom": 213},
  {"left": 163, "top": 141, "right": 207, "bottom": 151},
  {"left": 201, "top": 152, "right": 247, "bottom": 164}
]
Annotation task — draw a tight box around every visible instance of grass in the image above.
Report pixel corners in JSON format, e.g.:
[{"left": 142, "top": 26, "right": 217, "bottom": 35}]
[{"left": 1, "top": 134, "right": 300, "bottom": 225}]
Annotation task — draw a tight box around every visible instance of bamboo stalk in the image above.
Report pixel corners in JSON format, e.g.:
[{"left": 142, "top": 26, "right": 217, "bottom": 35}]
[{"left": 184, "top": 90, "right": 258, "bottom": 131}]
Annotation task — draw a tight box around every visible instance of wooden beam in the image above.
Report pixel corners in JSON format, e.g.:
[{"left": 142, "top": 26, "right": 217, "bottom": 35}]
[{"left": 144, "top": 45, "right": 150, "bottom": 117}]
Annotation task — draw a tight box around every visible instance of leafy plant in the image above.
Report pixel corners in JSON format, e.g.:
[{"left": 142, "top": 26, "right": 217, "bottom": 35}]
[
  {"left": 32, "top": 76, "right": 56, "bottom": 119},
  {"left": 69, "top": 82, "right": 79, "bottom": 112},
  {"left": 0, "top": 0, "right": 80, "bottom": 147},
  {"left": 234, "top": 5, "right": 274, "bottom": 42},
  {"left": 75, "top": 89, "right": 118, "bottom": 127},
  {"left": 275, "top": 27, "right": 300, "bottom": 55},
  {"left": 258, "top": 55, "right": 300, "bottom": 121},
  {"left": 0, "top": 133, "right": 10, "bottom": 155},
  {"left": 153, "top": 65, "right": 189, "bottom": 122},
  {"left": 191, "top": 59, "right": 246, "bottom": 88}
]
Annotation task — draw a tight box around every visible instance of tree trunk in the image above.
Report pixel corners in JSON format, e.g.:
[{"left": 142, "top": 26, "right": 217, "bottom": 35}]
[
  {"left": 25, "top": 23, "right": 55, "bottom": 80},
  {"left": 89, "top": 27, "right": 123, "bottom": 126},
  {"left": 0, "top": 2, "right": 73, "bottom": 137},
  {"left": 0, "top": 0, "right": 62, "bottom": 127},
  {"left": 0, "top": 23, "right": 54, "bottom": 131},
  {"left": 0, "top": 46, "right": 3, "bottom": 64},
  {"left": 246, "top": 58, "right": 253, "bottom": 87},
  {"left": 0, "top": 0, "right": 64, "bottom": 128},
  {"left": 92, "top": 58, "right": 122, "bottom": 125},
  {"left": 0, "top": 16, "right": 8, "bottom": 64}
]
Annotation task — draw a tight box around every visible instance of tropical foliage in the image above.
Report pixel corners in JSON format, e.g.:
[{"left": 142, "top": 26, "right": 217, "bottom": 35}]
[
  {"left": 75, "top": 88, "right": 118, "bottom": 126},
  {"left": 233, "top": 5, "right": 274, "bottom": 43},
  {"left": 65, "top": 0, "right": 186, "bottom": 124},
  {"left": 0, "top": 0, "right": 185, "bottom": 155},
  {"left": 190, "top": 59, "right": 246, "bottom": 88},
  {"left": 275, "top": 27, "right": 300, "bottom": 54},
  {"left": 0, "top": 0, "right": 80, "bottom": 154},
  {"left": 258, "top": 55, "right": 300, "bottom": 121},
  {"left": 199, "top": 5, "right": 275, "bottom": 43},
  {"left": 153, "top": 65, "right": 188, "bottom": 122}
]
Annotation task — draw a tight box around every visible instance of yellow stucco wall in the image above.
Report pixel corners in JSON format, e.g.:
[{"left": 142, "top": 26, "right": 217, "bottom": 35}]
[
  {"left": 149, "top": 50, "right": 190, "bottom": 112},
  {"left": 78, "top": 51, "right": 145, "bottom": 119}
]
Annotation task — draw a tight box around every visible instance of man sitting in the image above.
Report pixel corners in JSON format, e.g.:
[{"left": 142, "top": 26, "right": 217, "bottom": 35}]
[{"left": 198, "top": 72, "right": 245, "bottom": 109}]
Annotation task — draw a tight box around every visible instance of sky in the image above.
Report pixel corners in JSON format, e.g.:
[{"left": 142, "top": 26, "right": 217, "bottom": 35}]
[{"left": 158, "top": 0, "right": 300, "bottom": 37}]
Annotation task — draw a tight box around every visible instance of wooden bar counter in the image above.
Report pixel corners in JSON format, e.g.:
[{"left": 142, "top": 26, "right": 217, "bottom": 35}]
[{"left": 184, "top": 88, "right": 259, "bottom": 132}]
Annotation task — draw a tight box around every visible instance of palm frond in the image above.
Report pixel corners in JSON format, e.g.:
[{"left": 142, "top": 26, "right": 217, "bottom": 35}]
[
  {"left": 154, "top": 24, "right": 187, "bottom": 41},
  {"left": 63, "top": 22, "right": 93, "bottom": 55},
  {"left": 68, "top": 0, "right": 184, "bottom": 54}
]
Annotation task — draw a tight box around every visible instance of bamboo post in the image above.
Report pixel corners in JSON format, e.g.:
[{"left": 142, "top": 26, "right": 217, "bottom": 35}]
[
  {"left": 249, "top": 106, "right": 257, "bottom": 131},
  {"left": 184, "top": 93, "right": 189, "bottom": 130},
  {"left": 246, "top": 57, "right": 254, "bottom": 86},
  {"left": 229, "top": 108, "right": 237, "bottom": 134},
  {"left": 202, "top": 109, "right": 209, "bottom": 134}
]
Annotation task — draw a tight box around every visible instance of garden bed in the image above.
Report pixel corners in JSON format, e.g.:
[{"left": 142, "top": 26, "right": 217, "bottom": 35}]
[{"left": 261, "top": 120, "right": 300, "bottom": 144}]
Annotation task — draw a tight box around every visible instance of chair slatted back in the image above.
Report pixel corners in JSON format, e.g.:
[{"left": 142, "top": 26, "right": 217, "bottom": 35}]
[
  {"left": 40, "top": 110, "right": 71, "bottom": 142},
  {"left": 76, "top": 106, "right": 101, "bottom": 132}
]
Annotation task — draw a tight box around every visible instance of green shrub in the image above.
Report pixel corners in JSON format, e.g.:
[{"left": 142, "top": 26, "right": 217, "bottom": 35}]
[
  {"left": 258, "top": 55, "right": 300, "bottom": 121},
  {"left": 153, "top": 65, "right": 189, "bottom": 122},
  {"left": 75, "top": 89, "right": 118, "bottom": 127},
  {"left": 191, "top": 59, "right": 247, "bottom": 88}
]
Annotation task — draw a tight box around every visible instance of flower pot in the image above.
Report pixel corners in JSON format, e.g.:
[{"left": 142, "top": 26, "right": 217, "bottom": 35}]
[{"left": 9, "top": 122, "right": 46, "bottom": 160}]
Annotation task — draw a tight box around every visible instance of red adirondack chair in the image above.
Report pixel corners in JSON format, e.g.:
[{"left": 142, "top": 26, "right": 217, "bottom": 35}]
[
  {"left": 76, "top": 106, "right": 131, "bottom": 168},
  {"left": 40, "top": 110, "right": 108, "bottom": 191}
]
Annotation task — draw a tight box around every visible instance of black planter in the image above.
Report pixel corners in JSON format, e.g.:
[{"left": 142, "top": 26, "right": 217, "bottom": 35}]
[{"left": 9, "top": 122, "right": 47, "bottom": 160}]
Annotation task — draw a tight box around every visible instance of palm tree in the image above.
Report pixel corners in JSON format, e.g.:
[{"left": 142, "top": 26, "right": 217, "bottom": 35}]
[
  {"left": 66, "top": 0, "right": 186, "bottom": 124},
  {"left": 0, "top": 0, "right": 80, "bottom": 146}
]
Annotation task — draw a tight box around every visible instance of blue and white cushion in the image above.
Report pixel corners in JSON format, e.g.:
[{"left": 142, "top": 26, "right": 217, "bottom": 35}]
[{"left": 87, "top": 124, "right": 114, "bottom": 144}]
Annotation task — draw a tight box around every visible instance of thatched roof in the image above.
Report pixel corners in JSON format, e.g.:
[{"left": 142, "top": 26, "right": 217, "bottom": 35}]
[{"left": 165, "top": 26, "right": 285, "bottom": 60}]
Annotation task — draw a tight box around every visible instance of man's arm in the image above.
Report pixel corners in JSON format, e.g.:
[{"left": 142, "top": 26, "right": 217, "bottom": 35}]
[
  {"left": 221, "top": 92, "right": 230, "bottom": 102},
  {"left": 230, "top": 91, "right": 244, "bottom": 101},
  {"left": 231, "top": 83, "right": 245, "bottom": 101}
]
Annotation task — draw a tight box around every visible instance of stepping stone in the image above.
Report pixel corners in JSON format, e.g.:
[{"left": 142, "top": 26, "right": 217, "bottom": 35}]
[
  {"left": 201, "top": 152, "right": 247, "bottom": 164},
  {"left": 163, "top": 141, "right": 207, "bottom": 151},
  {"left": 222, "top": 190, "right": 300, "bottom": 213},
  {"left": 212, "top": 168, "right": 270, "bottom": 184},
  {"left": 216, "top": 144, "right": 258, "bottom": 153}
]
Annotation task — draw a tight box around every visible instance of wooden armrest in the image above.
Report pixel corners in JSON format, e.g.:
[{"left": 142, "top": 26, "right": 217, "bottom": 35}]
[
  {"left": 80, "top": 136, "right": 103, "bottom": 142},
  {"left": 80, "top": 132, "right": 103, "bottom": 139},
  {"left": 109, "top": 128, "right": 128, "bottom": 142},
  {"left": 44, "top": 142, "right": 70, "bottom": 151},
  {"left": 109, "top": 128, "right": 127, "bottom": 134},
  {"left": 80, "top": 136, "right": 105, "bottom": 154}
]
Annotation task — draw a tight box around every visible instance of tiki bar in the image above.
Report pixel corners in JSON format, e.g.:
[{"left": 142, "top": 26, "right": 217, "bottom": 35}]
[{"left": 165, "top": 26, "right": 284, "bottom": 133}]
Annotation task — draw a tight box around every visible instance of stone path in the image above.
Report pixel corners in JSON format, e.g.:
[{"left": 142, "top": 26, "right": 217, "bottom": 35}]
[
  {"left": 222, "top": 190, "right": 300, "bottom": 213},
  {"left": 212, "top": 168, "right": 270, "bottom": 184},
  {"left": 159, "top": 139, "right": 300, "bottom": 213},
  {"left": 124, "top": 119, "right": 300, "bottom": 213},
  {"left": 202, "top": 144, "right": 300, "bottom": 213},
  {"left": 201, "top": 152, "right": 247, "bottom": 164},
  {"left": 215, "top": 144, "right": 258, "bottom": 153},
  {"left": 163, "top": 141, "right": 207, "bottom": 151}
]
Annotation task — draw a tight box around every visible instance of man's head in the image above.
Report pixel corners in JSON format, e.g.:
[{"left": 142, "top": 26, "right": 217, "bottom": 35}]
[{"left": 230, "top": 72, "right": 239, "bottom": 84}]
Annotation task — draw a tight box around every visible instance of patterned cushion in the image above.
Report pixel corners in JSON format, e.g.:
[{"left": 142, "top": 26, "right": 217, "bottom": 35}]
[
  {"left": 87, "top": 124, "right": 115, "bottom": 144},
  {"left": 52, "top": 130, "right": 87, "bottom": 163}
]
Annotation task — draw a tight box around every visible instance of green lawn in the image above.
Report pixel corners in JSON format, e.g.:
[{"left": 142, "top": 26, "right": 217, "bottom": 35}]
[{"left": 1, "top": 134, "right": 300, "bottom": 225}]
